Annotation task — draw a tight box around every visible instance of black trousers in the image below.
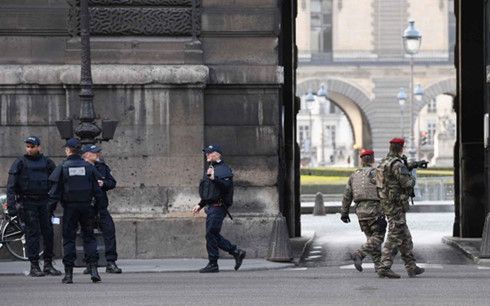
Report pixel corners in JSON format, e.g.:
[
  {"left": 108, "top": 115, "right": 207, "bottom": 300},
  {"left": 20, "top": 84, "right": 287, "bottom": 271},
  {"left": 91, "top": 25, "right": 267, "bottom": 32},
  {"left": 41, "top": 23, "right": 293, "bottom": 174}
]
[
  {"left": 96, "top": 207, "right": 118, "bottom": 262},
  {"left": 22, "top": 201, "right": 54, "bottom": 262},
  {"left": 205, "top": 206, "right": 237, "bottom": 263},
  {"left": 62, "top": 202, "right": 98, "bottom": 267}
]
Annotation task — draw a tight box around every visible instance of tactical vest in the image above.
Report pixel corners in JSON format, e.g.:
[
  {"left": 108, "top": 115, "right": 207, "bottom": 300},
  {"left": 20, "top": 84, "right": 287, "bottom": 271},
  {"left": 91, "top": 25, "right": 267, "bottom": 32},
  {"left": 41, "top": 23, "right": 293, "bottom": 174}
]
[
  {"left": 199, "top": 178, "right": 221, "bottom": 203},
  {"left": 62, "top": 159, "right": 93, "bottom": 202},
  {"left": 351, "top": 167, "right": 379, "bottom": 202},
  {"left": 18, "top": 156, "right": 49, "bottom": 195}
]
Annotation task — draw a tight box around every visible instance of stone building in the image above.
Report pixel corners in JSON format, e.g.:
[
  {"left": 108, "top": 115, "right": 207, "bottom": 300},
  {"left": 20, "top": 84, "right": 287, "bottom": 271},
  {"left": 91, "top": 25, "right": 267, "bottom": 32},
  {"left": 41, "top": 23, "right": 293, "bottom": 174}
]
[
  {"left": 0, "top": 0, "right": 294, "bottom": 258},
  {"left": 296, "top": 0, "right": 456, "bottom": 162}
]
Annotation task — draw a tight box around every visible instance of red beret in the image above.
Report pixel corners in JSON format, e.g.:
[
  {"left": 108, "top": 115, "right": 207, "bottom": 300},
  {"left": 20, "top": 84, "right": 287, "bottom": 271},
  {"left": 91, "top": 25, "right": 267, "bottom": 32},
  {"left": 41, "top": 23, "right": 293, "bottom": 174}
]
[
  {"left": 360, "top": 149, "right": 374, "bottom": 157},
  {"left": 389, "top": 138, "right": 405, "bottom": 145}
]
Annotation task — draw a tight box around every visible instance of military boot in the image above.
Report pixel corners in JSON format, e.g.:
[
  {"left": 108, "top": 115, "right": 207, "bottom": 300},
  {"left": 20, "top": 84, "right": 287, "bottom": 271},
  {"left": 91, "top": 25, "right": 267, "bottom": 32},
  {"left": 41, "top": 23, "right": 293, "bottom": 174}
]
[
  {"left": 351, "top": 252, "right": 364, "bottom": 272},
  {"left": 29, "top": 261, "right": 45, "bottom": 277},
  {"left": 62, "top": 267, "right": 73, "bottom": 284},
  {"left": 199, "top": 262, "right": 219, "bottom": 273},
  {"left": 407, "top": 266, "right": 425, "bottom": 278},
  {"left": 89, "top": 264, "right": 101, "bottom": 283},
  {"left": 377, "top": 269, "right": 401, "bottom": 279},
  {"left": 233, "top": 249, "right": 246, "bottom": 271},
  {"left": 43, "top": 259, "right": 62, "bottom": 276},
  {"left": 106, "top": 261, "right": 122, "bottom": 274}
]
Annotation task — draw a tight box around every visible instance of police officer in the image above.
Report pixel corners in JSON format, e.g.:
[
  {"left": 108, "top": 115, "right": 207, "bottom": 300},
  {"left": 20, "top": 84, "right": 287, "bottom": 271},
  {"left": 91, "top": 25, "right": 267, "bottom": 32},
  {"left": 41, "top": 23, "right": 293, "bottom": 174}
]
[
  {"left": 6, "top": 136, "right": 62, "bottom": 277},
  {"left": 48, "top": 138, "right": 105, "bottom": 284},
  {"left": 81, "top": 144, "right": 121, "bottom": 274},
  {"left": 340, "top": 149, "right": 386, "bottom": 273},
  {"left": 192, "top": 145, "right": 246, "bottom": 273},
  {"left": 376, "top": 138, "right": 424, "bottom": 279}
]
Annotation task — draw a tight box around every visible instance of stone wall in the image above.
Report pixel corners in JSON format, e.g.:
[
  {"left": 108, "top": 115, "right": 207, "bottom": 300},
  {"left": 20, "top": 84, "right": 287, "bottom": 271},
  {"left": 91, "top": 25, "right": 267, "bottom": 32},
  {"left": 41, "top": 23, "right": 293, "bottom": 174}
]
[{"left": 0, "top": 0, "right": 284, "bottom": 259}]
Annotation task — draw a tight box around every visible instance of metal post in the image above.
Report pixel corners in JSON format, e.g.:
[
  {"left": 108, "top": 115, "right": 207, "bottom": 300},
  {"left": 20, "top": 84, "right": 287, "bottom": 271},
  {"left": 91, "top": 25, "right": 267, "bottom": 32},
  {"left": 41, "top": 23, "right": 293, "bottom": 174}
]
[
  {"left": 408, "top": 55, "right": 416, "bottom": 161},
  {"left": 74, "top": 0, "right": 101, "bottom": 144},
  {"left": 400, "top": 107, "right": 404, "bottom": 138}
]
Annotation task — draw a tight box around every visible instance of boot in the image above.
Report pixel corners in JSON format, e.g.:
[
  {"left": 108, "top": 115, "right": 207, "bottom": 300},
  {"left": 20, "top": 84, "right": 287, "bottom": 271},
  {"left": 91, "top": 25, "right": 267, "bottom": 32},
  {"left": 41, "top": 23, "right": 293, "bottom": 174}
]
[
  {"left": 199, "top": 262, "right": 219, "bottom": 273},
  {"left": 61, "top": 267, "right": 73, "bottom": 284},
  {"left": 233, "top": 249, "right": 246, "bottom": 271},
  {"left": 378, "top": 269, "right": 401, "bottom": 279},
  {"left": 89, "top": 264, "right": 101, "bottom": 283},
  {"left": 43, "top": 259, "right": 62, "bottom": 276},
  {"left": 29, "top": 261, "right": 45, "bottom": 277},
  {"left": 407, "top": 266, "right": 425, "bottom": 278},
  {"left": 351, "top": 252, "right": 363, "bottom": 272},
  {"left": 106, "top": 261, "right": 122, "bottom": 274}
]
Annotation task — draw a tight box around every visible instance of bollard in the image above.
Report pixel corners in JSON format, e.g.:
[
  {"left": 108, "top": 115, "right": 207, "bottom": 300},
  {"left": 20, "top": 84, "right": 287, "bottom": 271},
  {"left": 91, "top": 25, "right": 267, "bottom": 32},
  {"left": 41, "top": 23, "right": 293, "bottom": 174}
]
[
  {"left": 313, "top": 192, "right": 326, "bottom": 216},
  {"left": 267, "top": 213, "right": 293, "bottom": 262}
]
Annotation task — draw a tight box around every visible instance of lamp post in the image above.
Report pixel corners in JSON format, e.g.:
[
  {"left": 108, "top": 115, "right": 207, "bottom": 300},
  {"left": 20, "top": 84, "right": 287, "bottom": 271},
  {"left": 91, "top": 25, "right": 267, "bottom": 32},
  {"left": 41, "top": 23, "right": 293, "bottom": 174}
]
[
  {"left": 316, "top": 84, "right": 328, "bottom": 166},
  {"left": 397, "top": 87, "right": 407, "bottom": 138},
  {"left": 56, "top": 0, "right": 118, "bottom": 145},
  {"left": 402, "top": 19, "right": 422, "bottom": 161}
]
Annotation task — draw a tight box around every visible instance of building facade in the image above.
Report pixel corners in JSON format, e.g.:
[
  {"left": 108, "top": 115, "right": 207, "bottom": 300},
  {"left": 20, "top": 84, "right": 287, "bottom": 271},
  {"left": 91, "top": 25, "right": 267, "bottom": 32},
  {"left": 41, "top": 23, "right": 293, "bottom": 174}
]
[
  {"left": 0, "top": 0, "right": 292, "bottom": 258},
  {"left": 296, "top": 0, "right": 456, "bottom": 165}
]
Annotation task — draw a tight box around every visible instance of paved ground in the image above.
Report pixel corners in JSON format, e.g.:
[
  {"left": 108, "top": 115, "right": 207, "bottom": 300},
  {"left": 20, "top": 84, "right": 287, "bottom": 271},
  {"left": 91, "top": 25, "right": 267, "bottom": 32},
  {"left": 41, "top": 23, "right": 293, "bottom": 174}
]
[
  {"left": 1, "top": 264, "right": 490, "bottom": 305},
  {"left": 1, "top": 212, "right": 487, "bottom": 305},
  {"left": 302, "top": 212, "right": 470, "bottom": 267}
]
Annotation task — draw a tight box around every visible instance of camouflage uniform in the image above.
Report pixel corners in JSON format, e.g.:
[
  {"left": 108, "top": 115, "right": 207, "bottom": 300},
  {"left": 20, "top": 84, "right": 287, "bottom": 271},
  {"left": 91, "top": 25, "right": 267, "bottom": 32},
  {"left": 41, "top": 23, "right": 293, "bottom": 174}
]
[
  {"left": 341, "top": 167, "right": 386, "bottom": 268},
  {"left": 376, "top": 153, "right": 417, "bottom": 272}
]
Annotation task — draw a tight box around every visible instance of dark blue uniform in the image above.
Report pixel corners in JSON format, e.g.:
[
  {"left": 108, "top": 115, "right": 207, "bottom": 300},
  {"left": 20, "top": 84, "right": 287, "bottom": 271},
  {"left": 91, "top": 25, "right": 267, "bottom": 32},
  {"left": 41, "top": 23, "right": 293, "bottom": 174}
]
[
  {"left": 94, "top": 160, "right": 118, "bottom": 263},
  {"left": 48, "top": 154, "right": 105, "bottom": 268},
  {"left": 7, "top": 154, "right": 56, "bottom": 262},
  {"left": 199, "top": 161, "right": 238, "bottom": 263}
]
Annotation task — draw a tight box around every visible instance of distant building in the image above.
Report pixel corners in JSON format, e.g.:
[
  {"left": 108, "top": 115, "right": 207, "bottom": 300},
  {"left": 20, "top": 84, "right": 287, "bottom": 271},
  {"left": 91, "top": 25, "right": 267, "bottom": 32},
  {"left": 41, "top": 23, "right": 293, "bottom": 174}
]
[{"left": 297, "top": 0, "right": 456, "bottom": 167}]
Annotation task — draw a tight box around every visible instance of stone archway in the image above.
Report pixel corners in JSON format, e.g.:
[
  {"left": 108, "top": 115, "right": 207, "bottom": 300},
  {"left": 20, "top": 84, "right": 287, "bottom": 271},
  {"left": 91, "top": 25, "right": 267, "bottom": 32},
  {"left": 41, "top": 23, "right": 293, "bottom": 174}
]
[
  {"left": 297, "top": 78, "right": 374, "bottom": 150},
  {"left": 414, "top": 78, "right": 456, "bottom": 113}
]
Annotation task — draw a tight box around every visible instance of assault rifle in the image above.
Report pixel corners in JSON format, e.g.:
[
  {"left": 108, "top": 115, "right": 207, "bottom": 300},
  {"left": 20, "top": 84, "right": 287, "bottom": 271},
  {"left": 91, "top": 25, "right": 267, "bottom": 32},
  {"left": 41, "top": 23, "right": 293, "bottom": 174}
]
[{"left": 401, "top": 156, "right": 429, "bottom": 205}]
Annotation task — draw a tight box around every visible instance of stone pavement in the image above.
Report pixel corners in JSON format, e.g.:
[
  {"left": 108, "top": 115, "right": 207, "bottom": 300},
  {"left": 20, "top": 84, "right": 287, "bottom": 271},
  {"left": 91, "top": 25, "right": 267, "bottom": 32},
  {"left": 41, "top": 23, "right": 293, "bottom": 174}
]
[
  {"left": 442, "top": 236, "right": 490, "bottom": 265},
  {"left": 0, "top": 258, "right": 295, "bottom": 276}
]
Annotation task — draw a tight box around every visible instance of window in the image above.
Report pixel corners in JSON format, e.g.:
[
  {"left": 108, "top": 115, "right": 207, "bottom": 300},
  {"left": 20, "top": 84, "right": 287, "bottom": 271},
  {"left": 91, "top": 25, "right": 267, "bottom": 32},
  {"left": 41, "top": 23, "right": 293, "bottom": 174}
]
[
  {"left": 299, "top": 125, "right": 310, "bottom": 150},
  {"left": 427, "top": 99, "right": 437, "bottom": 113},
  {"left": 427, "top": 122, "right": 437, "bottom": 145},
  {"left": 310, "top": 0, "right": 333, "bottom": 54}
]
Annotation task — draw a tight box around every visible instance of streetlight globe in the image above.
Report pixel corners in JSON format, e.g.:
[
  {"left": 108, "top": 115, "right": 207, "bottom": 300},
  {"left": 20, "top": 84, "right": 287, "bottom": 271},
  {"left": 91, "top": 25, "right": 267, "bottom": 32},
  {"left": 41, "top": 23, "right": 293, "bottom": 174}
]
[
  {"left": 403, "top": 19, "right": 422, "bottom": 55},
  {"left": 317, "top": 83, "right": 328, "bottom": 97},
  {"left": 397, "top": 87, "right": 407, "bottom": 107},
  {"left": 414, "top": 83, "right": 424, "bottom": 102}
]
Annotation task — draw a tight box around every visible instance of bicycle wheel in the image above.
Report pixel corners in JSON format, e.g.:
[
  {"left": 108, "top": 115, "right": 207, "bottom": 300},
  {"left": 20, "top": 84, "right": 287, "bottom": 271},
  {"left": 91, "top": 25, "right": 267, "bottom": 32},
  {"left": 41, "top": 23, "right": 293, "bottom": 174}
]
[{"left": 1, "top": 218, "right": 43, "bottom": 261}]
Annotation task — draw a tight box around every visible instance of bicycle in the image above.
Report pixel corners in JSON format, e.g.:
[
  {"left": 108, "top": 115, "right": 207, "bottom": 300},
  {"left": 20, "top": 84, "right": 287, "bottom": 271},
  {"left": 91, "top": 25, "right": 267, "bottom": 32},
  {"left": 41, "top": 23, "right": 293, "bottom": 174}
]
[{"left": 0, "top": 194, "right": 44, "bottom": 261}]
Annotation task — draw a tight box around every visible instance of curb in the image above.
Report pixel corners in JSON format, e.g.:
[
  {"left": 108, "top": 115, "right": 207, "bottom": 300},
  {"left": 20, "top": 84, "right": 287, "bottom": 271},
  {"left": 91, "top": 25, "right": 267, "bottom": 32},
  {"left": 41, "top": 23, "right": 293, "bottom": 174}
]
[{"left": 441, "top": 236, "right": 490, "bottom": 265}]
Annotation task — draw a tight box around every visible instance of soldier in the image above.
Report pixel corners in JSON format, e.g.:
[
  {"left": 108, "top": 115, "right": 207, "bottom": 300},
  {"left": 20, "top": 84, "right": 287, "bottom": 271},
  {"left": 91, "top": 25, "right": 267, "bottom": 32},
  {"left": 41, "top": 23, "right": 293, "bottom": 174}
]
[
  {"left": 341, "top": 149, "right": 386, "bottom": 272},
  {"left": 48, "top": 138, "right": 105, "bottom": 284},
  {"left": 6, "top": 136, "right": 62, "bottom": 277},
  {"left": 192, "top": 145, "right": 246, "bottom": 273},
  {"left": 81, "top": 144, "right": 121, "bottom": 274},
  {"left": 375, "top": 138, "right": 425, "bottom": 278}
]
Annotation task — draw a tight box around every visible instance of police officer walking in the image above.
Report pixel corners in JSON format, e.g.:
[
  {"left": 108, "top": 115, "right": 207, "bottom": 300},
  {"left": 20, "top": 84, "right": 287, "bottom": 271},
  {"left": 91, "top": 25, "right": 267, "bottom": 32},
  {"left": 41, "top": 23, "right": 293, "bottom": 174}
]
[
  {"left": 376, "top": 138, "right": 424, "bottom": 279},
  {"left": 82, "top": 144, "right": 122, "bottom": 274},
  {"left": 48, "top": 138, "right": 105, "bottom": 284},
  {"left": 6, "top": 136, "right": 62, "bottom": 277},
  {"left": 192, "top": 145, "right": 246, "bottom": 273},
  {"left": 341, "top": 149, "right": 386, "bottom": 273}
]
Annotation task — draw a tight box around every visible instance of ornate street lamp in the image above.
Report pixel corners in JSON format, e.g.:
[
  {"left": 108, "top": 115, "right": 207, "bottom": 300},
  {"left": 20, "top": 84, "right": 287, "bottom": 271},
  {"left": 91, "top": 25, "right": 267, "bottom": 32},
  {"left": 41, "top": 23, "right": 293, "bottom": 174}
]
[
  {"left": 397, "top": 88, "right": 407, "bottom": 137},
  {"left": 402, "top": 19, "right": 422, "bottom": 161},
  {"left": 414, "top": 83, "right": 425, "bottom": 102},
  {"left": 56, "top": 0, "right": 118, "bottom": 145}
]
